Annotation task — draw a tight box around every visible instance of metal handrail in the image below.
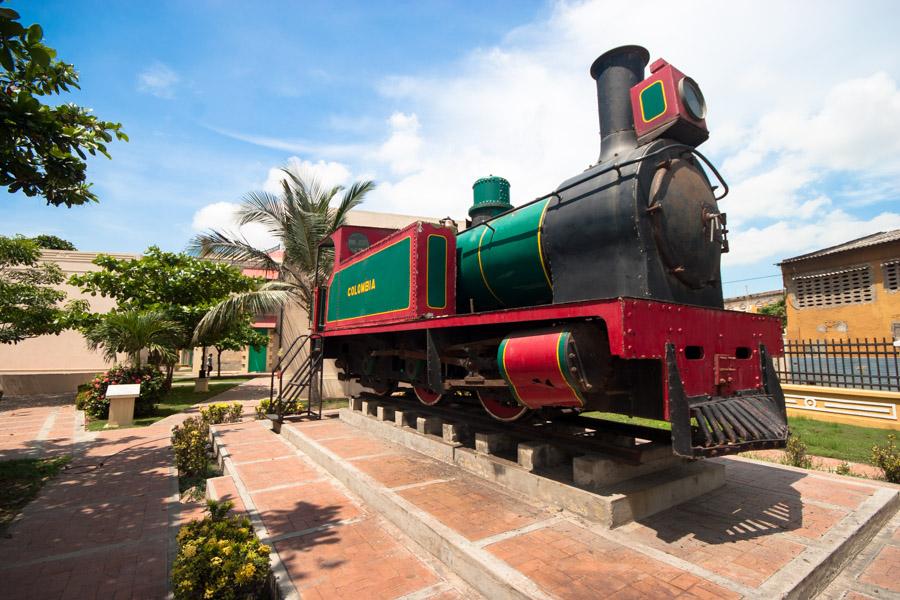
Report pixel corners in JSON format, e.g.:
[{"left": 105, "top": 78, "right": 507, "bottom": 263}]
[{"left": 269, "top": 334, "right": 310, "bottom": 402}]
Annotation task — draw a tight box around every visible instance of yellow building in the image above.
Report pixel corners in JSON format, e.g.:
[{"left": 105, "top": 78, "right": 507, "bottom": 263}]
[{"left": 779, "top": 230, "right": 900, "bottom": 341}]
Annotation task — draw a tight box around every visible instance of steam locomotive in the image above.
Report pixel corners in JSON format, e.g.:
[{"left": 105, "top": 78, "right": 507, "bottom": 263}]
[{"left": 309, "top": 45, "right": 788, "bottom": 458}]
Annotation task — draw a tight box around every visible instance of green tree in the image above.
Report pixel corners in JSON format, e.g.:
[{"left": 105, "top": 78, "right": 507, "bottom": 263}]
[
  {"left": 70, "top": 247, "right": 257, "bottom": 385},
  {"left": 758, "top": 297, "right": 787, "bottom": 328},
  {"left": 83, "top": 309, "right": 182, "bottom": 368},
  {"left": 190, "top": 165, "right": 374, "bottom": 338},
  {"left": 0, "top": 4, "right": 127, "bottom": 207},
  {"left": 211, "top": 320, "right": 269, "bottom": 377},
  {"left": 30, "top": 234, "right": 75, "bottom": 250},
  {"left": 0, "top": 235, "right": 86, "bottom": 344}
]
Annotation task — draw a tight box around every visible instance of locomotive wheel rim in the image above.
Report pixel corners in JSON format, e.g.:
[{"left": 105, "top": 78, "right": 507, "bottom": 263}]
[
  {"left": 413, "top": 386, "right": 442, "bottom": 406},
  {"left": 477, "top": 389, "right": 529, "bottom": 422},
  {"left": 369, "top": 381, "right": 396, "bottom": 397}
]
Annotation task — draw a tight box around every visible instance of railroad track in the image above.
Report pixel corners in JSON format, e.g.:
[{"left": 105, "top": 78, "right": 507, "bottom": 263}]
[{"left": 356, "top": 390, "right": 674, "bottom": 465}]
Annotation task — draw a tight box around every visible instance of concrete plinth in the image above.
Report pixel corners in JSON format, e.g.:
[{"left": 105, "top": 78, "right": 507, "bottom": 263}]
[
  {"left": 517, "top": 441, "right": 565, "bottom": 472},
  {"left": 475, "top": 431, "right": 514, "bottom": 455},
  {"left": 105, "top": 383, "right": 140, "bottom": 428},
  {"left": 574, "top": 451, "right": 686, "bottom": 487},
  {"left": 194, "top": 377, "right": 209, "bottom": 393},
  {"left": 376, "top": 405, "right": 394, "bottom": 422},
  {"left": 416, "top": 416, "right": 441, "bottom": 436},
  {"left": 350, "top": 397, "right": 363, "bottom": 412},
  {"left": 394, "top": 409, "right": 416, "bottom": 428},
  {"left": 361, "top": 399, "right": 379, "bottom": 416}
]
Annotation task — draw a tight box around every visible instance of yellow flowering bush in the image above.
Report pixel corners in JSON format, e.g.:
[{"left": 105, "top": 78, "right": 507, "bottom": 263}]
[
  {"left": 201, "top": 402, "right": 243, "bottom": 425},
  {"left": 255, "top": 398, "right": 302, "bottom": 419},
  {"left": 171, "top": 416, "right": 209, "bottom": 476},
  {"left": 172, "top": 500, "right": 270, "bottom": 600}
]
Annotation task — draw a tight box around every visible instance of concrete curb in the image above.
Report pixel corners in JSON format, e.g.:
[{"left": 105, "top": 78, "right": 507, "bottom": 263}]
[
  {"left": 210, "top": 423, "right": 300, "bottom": 600},
  {"left": 280, "top": 422, "right": 554, "bottom": 600}
]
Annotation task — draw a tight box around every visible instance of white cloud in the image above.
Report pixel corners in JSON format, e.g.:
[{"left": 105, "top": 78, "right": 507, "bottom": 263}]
[
  {"left": 191, "top": 201, "right": 279, "bottom": 251},
  {"left": 205, "top": 0, "right": 900, "bottom": 285},
  {"left": 137, "top": 62, "right": 179, "bottom": 99},
  {"left": 262, "top": 157, "right": 352, "bottom": 194}
]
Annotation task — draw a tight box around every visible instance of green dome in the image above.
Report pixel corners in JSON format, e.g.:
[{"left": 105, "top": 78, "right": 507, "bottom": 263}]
[{"left": 470, "top": 176, "right": 511, "bottom": 221}]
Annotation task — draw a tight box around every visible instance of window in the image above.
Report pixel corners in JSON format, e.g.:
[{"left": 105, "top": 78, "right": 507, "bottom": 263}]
[
  {"left": 883, "top": 260, "right": 900, "bottom": 292},
  {"left": 793, "top": 266, "right": 873, "bottom": 308}
]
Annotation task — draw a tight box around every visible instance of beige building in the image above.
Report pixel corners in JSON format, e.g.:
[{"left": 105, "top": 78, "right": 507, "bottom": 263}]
[
  {"left": 724, "top": 289, "right": 784, "bottom": 313},
  {"left": 779, "top": 230, "right": 900, "bottom": 341},
  {"left": 0, "top": 209, "right": 449, "bottom": 397}
]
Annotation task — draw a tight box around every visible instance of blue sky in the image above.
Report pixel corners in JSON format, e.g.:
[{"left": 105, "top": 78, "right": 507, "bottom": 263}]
[{"left": 5, "top": 1, "right": 900, "bottom": 299}]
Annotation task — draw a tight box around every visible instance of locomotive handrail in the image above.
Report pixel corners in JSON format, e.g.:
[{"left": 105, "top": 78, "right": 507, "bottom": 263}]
[
  {"left": 469, "top": 143, "right": 729, "bottom": 231},
  {"left": 269, "top": 333, "right": 310, "bottom": 402}
]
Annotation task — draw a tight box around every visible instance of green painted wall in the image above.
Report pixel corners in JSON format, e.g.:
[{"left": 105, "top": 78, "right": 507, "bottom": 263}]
[{"left": 326, "top": 237, "right": 411, "bottom": 323}]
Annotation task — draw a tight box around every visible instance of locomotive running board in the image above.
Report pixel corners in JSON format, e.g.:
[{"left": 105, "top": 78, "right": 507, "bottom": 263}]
[{"left": 667, "top": 343, "right": 788, "bottom": 458}]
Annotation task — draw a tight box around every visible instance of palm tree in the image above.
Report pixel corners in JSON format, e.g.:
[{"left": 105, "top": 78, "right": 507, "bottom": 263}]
[
  {"left": 85, "top": 309, "right": 183, "bottom": 368},
  {"left": 189, "top": 165, "right": 374, "bottom": 340}
]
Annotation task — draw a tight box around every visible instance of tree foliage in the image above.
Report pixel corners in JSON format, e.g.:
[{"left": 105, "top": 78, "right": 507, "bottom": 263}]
[
  {"left": 0, "top": 235, "right": 86, "bottom": 344},
  {"left": 0, "top": 4, "right": 127, "bottom": 207},
  {"left": 70, "top": 246, "right": 258, "bottom": 351},
  {"left": 190, "top": 165, "right": 374, "bottom": 339},
  {"left": 83, "top": 309, "right": 183, "bottom": 368},
  {"left": 30, "top": 234, "right": 75, "bottom": 250},
  {"left": 758, "top": 297, "right": 787, "bottom": 327}
]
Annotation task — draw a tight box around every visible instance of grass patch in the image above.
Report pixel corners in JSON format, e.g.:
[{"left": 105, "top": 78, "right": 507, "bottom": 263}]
[
  {"left": 179, "top": 458, "right": 223, "bottom": 502},
  {"left": 786, "top": 416, "right": 892, "bottom": 465},
  {"left": 582, "top": 412, "right": 892, "bottom": 465},
  {"left": 87, "top": 378, "right": 247, "bottom": 431},
  {"left": 0, "top": 456, "right": 71, "bottom": 533}
]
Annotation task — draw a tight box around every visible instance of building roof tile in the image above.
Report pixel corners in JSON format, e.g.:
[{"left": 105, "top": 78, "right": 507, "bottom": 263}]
[{"left": 779, "top": 229, "right": 900, "bottom": 264}]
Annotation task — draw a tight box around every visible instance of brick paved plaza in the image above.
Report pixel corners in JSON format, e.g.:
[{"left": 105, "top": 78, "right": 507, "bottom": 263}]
[{"left": 0, "top": 381, "right": 897, "bottom": 599}]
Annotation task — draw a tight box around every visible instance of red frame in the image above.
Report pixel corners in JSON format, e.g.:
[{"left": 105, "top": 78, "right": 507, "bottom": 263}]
[
  {"left": 317, "top": 297, "right": 782, "bottom": 419},
  {"left": 331, "top": 225, "right": 399, "bottom": 266},
  {"left": 322, "top": 222, "right": 457, "bottom": 328}
]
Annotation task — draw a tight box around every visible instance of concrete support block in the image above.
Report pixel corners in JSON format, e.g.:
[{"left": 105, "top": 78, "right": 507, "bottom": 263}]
[
  {"left": 376, "top": 405, "right": 395, "bottom": 422},
  {"left": 573, "top": 452, "right": 685, "bottom": 488},
  {"left": 442, "top": 422, "right": 469, "bottom": 444},
  {"left": 350, "top": 397, "right": 363, "bottom": 412},
  {"left": 517, "top": 442, "right": 565, "bottom": 472},
  {"left": 475, "top": 432, "right": 514, "bottom": 455},
  {"left": 394, "top": 409, "right": 416, "bottom": 428},
  {"left": 361, "top": 399, "right": 379, "bottom": 416},
  {"left": 416, "top": 416, "right": 442, "bottom": 436}
]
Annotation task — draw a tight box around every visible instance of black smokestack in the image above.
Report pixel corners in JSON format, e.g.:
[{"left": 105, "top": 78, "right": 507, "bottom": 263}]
[{"left": 589, "top": 45, "right": 649, "bottom": 161}]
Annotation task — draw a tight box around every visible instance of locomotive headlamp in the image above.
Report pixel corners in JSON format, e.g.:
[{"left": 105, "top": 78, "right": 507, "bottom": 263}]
[
  {"left": 678, "top": 77, "right": 706, "bottom": 120},
  {"left": 630, "top": 58, "right": 709, "bottom": 147}
]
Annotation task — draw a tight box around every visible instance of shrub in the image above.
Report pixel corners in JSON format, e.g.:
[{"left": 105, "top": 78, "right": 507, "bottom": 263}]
[
  {"left": 201, "top": 402, "right": 243, "bottom": 425},
  {"left": 82, "top": 365, "right": 164, "bottom": 419},
  {"left": 784, "top": 433, "right": 812, "bottom": 469},
  {"left": 872, "top": 434, "right": 900, "bottom": 484},
  {"left": 834, "top": 461, "right": 852, "bottom": 476},
  {"left": 172, "top": 417, "right": 210, "bottom": 477},
  {"left": 75, "top": 383, "right": 92, "bottom": 411},
  {"left": 255, "top": 397, "right": 301, "bottom": 419},
  {"left": 172, "top": 500, "right": 270, "bottom": 600}
]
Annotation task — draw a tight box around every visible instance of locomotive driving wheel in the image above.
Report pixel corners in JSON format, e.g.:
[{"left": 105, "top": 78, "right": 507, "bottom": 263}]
[
  {"left": 368, "top": 380, "right": 396, "bottom": 397},
  {"left": 413, "top": 386, "right": 443, "bottom": 406},
  {"left": 477, "top": 388, "right": 530, "bottom": 421}
]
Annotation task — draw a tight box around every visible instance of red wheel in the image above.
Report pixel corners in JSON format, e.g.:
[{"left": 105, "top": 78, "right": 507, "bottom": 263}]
[
  {"left": 477, "top": 389, "right": 529, "bottom": 422},
  {"left": 413, "top": 386, "right": 442, "bottom": 406},
  {"left": 368, "top": 380, "right": 396, "bottom": 397}
]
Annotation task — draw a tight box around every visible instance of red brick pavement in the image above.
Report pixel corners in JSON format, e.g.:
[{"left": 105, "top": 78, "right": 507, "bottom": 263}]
[
  {"left": 209, "top": 419, "right": 471, "bottom": 599},
  {"left": 0, "top": 377, "right": 272, "bottom": 600}
]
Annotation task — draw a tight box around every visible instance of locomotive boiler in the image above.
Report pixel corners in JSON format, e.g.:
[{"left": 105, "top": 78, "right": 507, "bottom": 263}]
[{"left": 308, "top": 45, "right": 789, "bottom": 458}]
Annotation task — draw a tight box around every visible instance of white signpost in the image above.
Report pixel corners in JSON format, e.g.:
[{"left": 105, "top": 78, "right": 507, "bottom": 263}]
[{"left": 105, "top": 383, "right": 141, "bottom": 428}]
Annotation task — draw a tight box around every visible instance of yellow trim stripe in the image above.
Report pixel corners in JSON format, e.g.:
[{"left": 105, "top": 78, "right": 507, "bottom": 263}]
[
  {"left": 477, "top": 226, "right": 504, "bottom": 306},
  {"left": 639, "top": 79, "right": 667, "bottom": 124},
  {"left": 555, "top": 332, "right": 584, "bottom": 406},
  {"left": 537, "top": 199, "right": 552, "bottom": 289},
  {"left": 425, "top": 233, "right": 447, "bottom": 310},
  {"left": 500, "top": 340, "right": 524, "bottom": 404}
]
